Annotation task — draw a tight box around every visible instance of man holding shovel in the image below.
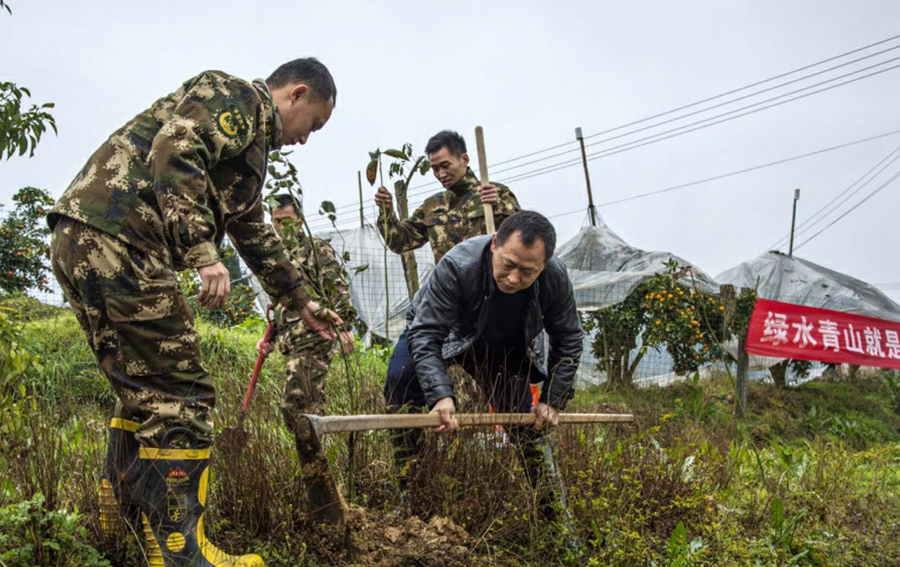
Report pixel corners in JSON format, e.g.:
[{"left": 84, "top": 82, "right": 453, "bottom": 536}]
[
  {"left": 48, "top": 58, "right": 340, "bottom": 567},
  {"left": 385, "top": 211, "right": 583, "bottom": 524},
  {"left": 256, "top": 193, "right": 356, "bottom": 527}
]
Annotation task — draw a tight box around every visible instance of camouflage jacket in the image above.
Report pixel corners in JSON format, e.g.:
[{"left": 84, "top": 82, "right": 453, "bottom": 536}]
[
  {"left": 273, "top": 221, "right": 356, "bottom": 344},
  {"left": 376, "top": 168, "right": 520, "bottom": 262},
  {"left": 48, "top": 71, "right": 310, "bottom": 312}
]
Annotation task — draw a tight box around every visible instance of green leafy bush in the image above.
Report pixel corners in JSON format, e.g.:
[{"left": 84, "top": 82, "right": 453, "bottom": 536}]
[
  {"left": 0, "top": 294, "right": 63, "bottom": 322},
  {"left": 0, "top": 494, "right": 110, "bottom": 567}
]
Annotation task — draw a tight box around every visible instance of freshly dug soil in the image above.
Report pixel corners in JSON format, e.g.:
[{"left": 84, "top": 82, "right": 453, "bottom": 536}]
[{"left": 347, "top": 506, "right": 471, "bottom": 567}]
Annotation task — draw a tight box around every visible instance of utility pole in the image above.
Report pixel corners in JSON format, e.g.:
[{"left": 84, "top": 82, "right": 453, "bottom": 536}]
[
  {"left": 575, "top": 127, "right": 598, "bottom": 227},
  {"left": 357, "top": 170, "right": 365, "bottom": 229},
  {"left": 788, "top": 188, "right": 800, "bottom": 256}
]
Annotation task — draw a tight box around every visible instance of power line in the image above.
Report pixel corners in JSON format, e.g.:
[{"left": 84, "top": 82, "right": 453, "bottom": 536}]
[
  {"left": 311, "top": 34, "right": 900, "bottom": 222},
  {"left": 547, "top": 129, "right": 900, "bottom": 218},
  {"left": 311, "top": 128, "right": 900, "bottom": 233},
  {"left": 496, "top": 62, "right": 900, "bottom": 187},
  {"left": 488, "top": 139, "right": 579, "bottom": 168},
  {"left": 767, "top": 144, "right": 900, "bottom": 251},
  {"left": 791, "top": 149, "right": 900, "bottom": 240},
  {"left": 598, "top": 130, "right": 900, "bottom": 207},
  {"left": 772, "top": 145, "right": 900, "bottom": 248},
  {"left": 310, "top": 45, "right": 900, "bottom": 230},
  {"left": 583, "top": 33, "right": 900, "bottom": 143},
  {"left": 378, "top": 55, "right": 900, "bottom": 217},
  {"left": 312, "top": 128, "right": 900, "bottom": 231},
  {"left": 411, "top": 34, "right": 900, "bottom": 190},
  {"left": 486, "top": 44, "right": 900, "bottom": 178},
  {"left": 492, "top": 32, "right": 900, "bottom": 171},
  {"left": 794, "top": 166, "right": 900, "bottom": 251},
  {"left": 582, "top": 55, "right": 900, "bottom": 153},
  {"left": 316, "top": 58, "right": 898, "bottom": 231}
]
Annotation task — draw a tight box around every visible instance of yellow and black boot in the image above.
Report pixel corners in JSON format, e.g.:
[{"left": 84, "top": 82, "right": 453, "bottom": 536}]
[
  {"left": 136, "top": 431, "right": 263, "bottom": 567},
  {"left": 98, "top": 415, "right": 142, "bottom": 539}
]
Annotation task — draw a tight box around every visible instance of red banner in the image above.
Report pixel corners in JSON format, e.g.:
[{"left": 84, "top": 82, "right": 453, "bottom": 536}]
[{"left": 745, "top": 298, "right": 900, "bottom": 369}]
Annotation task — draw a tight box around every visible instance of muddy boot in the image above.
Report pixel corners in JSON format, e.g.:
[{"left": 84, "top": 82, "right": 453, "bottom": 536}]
[
  {"left": 513, "top": 427, "right": 581, "bottom": 553},
  {"left": 388, "top": 406, "right": 425, "bottom": 517},
  {"left": 136, "top": 428, "right": 263, "bottom": 567},
  {"left": 292, "top": 417, "right": 348, "bottom": 529},
  {"left": 98, "top": 415, "right": 141, "bottom": 540}
]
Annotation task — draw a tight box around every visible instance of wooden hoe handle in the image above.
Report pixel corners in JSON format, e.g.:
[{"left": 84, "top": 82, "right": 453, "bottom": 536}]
[
  {"left": 307, "top": 412, "right": 634, "bottom": 436},
  {"left": 474, "top": 125, "right": 496, "bottom": 234}
]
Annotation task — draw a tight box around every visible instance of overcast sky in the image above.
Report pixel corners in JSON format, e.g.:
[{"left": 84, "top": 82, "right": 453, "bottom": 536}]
[{"left": 3, "top": 0, "right": 900, "bottom": 298}]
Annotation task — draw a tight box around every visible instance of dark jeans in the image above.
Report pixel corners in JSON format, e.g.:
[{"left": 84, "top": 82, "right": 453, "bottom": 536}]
[{"left": 384, "top": 328, "right": 542, "bottom": 412}]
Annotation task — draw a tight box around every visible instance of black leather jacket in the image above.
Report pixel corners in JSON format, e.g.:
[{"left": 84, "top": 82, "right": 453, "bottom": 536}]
[{"left": 406, "top": 235, "right": 583, "bottom": 409}]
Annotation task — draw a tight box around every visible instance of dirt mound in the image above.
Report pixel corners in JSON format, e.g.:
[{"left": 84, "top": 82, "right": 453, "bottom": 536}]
[{"left": 347, "top": 507, "right": 471, "bottom": 567}]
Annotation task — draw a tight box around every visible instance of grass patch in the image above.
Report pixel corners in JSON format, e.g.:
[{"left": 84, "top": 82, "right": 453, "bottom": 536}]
[{"left": 2, "top": 307, "right": 899, "bottom": 566}]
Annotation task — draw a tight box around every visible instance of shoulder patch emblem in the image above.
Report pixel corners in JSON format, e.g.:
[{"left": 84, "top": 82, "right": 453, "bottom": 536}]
[{"left": 216, "top": 105, "right": 249, "bottom": 138}]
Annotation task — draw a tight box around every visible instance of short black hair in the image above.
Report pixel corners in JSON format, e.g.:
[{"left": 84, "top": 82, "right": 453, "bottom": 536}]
[
  {"left": 266, "top": 58, "right": 337, "bottom": 106},
  {"left": 425, "top": 130, "right": 467, "bottom": 157},
  {"left": 495, "top": 211, "right": 557, "bottom": 262},
  {"left": 272, "top": 193, "right": 301, "bottom": 215}
]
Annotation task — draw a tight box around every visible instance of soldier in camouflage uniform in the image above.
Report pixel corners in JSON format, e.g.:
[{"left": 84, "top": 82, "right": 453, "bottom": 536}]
[
  {"left": 374, "top": 130, "right": 520, "bottom": 263},
  {"left": 375, "top": 130, "right": 521, "bottom": 512},
  {"left": 48, "top": 59, "right": 339, "bottom": 567},
  {"left": 255, "top": 194, "right": 356, "bottom": 526}
]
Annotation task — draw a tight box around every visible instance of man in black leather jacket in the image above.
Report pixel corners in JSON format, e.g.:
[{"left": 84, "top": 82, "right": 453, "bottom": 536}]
[{"left": 385, "top": 210, "right": 583, "bottom": 521}]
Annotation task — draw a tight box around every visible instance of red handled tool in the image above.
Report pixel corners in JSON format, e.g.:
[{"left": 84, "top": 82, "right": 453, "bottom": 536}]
[{"left": 240, "top": 304, "right": 275, "bottom": 415}]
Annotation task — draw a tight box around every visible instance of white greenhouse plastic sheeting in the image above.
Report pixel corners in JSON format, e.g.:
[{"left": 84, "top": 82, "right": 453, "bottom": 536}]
[
  {"left": 716, "top": 251, "right": 900, "bottom": 373},
  {"left": 249, "top": 224, "right": 436, "bottom": 344},
  {"left": 250, "top": 224, "right": 895, "bottom": 389},
  {"left": 556, "top": 223, "right": 721, "bottom": 386},
  {"left": 716, "top": 251, "right": 900, "bottom": 322},
  {"left": 250, "top": 222, "right": 727, "bottom": 387},
  {"left": 327, "top": 225, "right": 436, "bottom": 344},
  {"left": 557, "top": 224, "right": 719, "bottom": 312}
]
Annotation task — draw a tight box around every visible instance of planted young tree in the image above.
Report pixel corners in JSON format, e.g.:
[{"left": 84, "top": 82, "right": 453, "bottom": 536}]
[
  {"left": 365, "top": 144, "right": 430, "bottom": 302},
  {"left": 264, "top": 149, "right": 370, "bottom": 512},
  {"left": 264, "top": 148, "right": 364, "bottom": 401},
  {"left": 0, "top": 187, "right": 54, "bottom": 296},
  {"left": 265, "top": 150, "right": 361, "bottom": 311},
  {"left": 582, "top": 260, "right": 738, "bottom": 387}
]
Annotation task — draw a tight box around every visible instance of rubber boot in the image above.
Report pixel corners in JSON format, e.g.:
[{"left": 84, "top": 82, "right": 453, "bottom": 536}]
[
  {"left": 136, "top": 428, "right": 263, "bottom": 567},
  {"left": 99, "top": 416, "right": 142, "bottom": 539},
  {"left": 388, "top": 406, "right": 425, "bottom": 517},
  {"left": 292, "top": 417, "right": 349, "bottom": 529}
]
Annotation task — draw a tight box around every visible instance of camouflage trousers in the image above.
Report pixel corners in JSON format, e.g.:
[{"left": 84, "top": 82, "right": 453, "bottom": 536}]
[
  {"left": 50, "top": 217, "right": 214, "bottom": 448},
  {"left": 276, "top": 322, "right": 334, "bottom": 434}
]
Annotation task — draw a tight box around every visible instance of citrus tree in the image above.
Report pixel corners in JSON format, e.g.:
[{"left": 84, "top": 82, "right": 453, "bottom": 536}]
[
  {"left": 582, "top": 260, "right": 755, "bottom": 387},
  {"left": 0, "top": 187, "right": 54, "bottom": 295}
]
